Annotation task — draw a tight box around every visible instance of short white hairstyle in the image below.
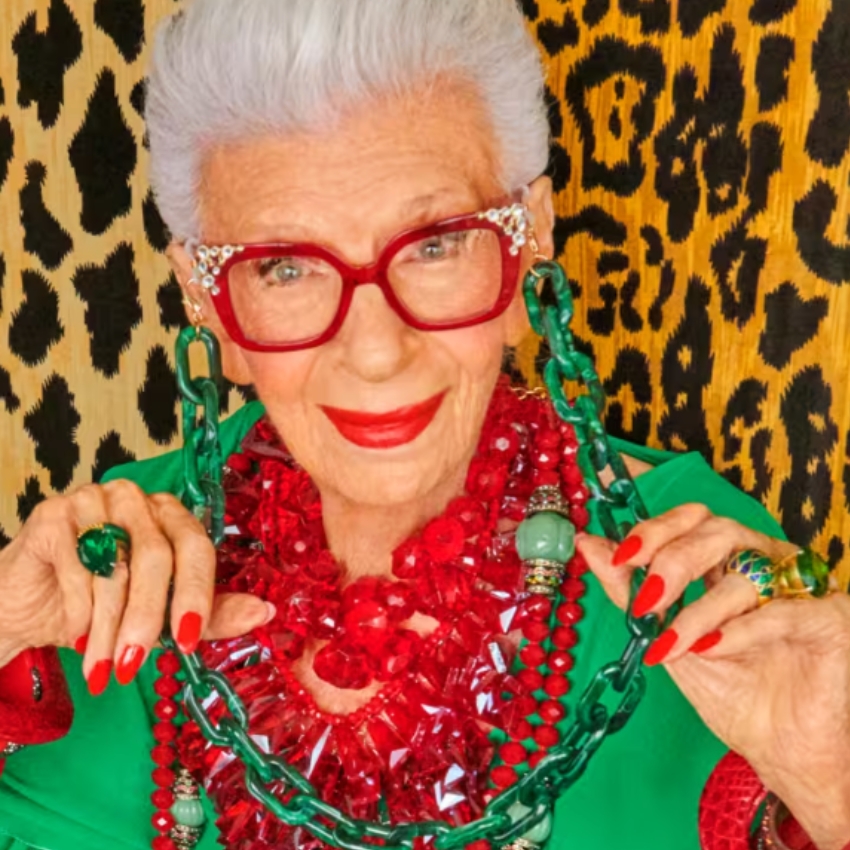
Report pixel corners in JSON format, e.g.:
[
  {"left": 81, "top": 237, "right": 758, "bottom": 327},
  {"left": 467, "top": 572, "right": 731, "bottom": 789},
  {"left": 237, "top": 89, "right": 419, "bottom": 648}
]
[{"left": 145, "top": 0, "right": 550, "bottom": 241}]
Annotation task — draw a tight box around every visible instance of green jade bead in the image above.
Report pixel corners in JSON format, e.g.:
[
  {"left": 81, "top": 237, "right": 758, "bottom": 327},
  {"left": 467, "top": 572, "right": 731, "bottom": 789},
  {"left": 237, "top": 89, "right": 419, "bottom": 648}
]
[
  {"left": 515, "top": 511, "right": 576, "bottom": 564},
  {"left": 171, "top": 799, "right": 206, "bottom": 829}
]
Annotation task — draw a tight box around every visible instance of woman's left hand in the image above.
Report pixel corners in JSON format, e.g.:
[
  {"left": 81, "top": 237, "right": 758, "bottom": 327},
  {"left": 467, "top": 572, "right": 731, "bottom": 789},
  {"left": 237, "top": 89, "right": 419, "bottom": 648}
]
[{"left": 578, "top": 504, "right": 850, "bottom": 850}]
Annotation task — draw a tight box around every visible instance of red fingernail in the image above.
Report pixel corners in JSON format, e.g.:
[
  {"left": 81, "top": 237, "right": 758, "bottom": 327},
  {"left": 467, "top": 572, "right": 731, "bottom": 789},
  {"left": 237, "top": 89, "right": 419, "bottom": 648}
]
[
  {"left": 116, "top": 645, "right": 146, "bottom": 685},
  {"left": 74, "top": 634, "right": 89, "bottom": 655},
  {"left": 632, "top": 574, "right": 666, "bottom": 618},
  {"left": 690, "top": 630, "right": 723, "bottom": 654},
  {"left": 86, "top": 660, "right": 113, "bottom": 696},
  {"left": 644, "top": 629, "right": 679, "bottom": 666},
  {"left": 612, "top": 535, "right": 643, "bottom": 566},
  {"left": 177, "top": 612, "right": 203, "bottom": 654}
]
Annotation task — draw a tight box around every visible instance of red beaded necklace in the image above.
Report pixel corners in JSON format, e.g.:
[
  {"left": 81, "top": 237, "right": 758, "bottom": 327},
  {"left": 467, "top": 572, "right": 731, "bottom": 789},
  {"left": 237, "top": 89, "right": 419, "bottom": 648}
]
[{"left": 150, "top": 379, "right": 590, "bottom": 850}]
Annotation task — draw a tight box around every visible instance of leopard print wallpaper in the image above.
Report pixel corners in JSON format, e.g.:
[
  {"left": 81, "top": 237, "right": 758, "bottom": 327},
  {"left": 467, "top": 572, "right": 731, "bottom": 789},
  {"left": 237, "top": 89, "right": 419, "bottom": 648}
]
[{"left": 1, "top": 0, "right": 849, "bottom": 585}]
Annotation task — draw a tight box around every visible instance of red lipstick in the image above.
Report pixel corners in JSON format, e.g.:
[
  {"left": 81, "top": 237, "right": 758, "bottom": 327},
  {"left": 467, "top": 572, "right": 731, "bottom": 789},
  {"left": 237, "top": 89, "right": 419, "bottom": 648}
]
[{"left": 320, "top": 392, "right": 446, "bottom": 449}]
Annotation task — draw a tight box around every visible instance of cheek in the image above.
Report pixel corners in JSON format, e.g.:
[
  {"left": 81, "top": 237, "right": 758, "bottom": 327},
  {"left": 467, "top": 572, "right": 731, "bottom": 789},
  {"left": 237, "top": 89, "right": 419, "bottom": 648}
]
[{"left": 240, "top": 351, "right": 316, "bottom": 410}]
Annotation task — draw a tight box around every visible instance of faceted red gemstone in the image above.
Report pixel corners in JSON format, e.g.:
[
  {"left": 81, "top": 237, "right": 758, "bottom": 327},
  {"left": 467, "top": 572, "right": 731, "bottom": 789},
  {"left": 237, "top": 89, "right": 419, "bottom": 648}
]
[
  {"left": 156, "top": 652, "right": 181, "bottom": 675},
  {"left": 562, "top": 577, "right": 586, "bottom": 599},
  {"left": 422, "top": 516, "right": 466, "bottom": 560},
  {"left": 343, "top": 599, "right": 391, "bottom": 646},
  {"left": 152, "top": 767, "right": 176, "bottom": 788},
  {"left": 377, "top": 630, "right": 422, "bottom": 681},
  {"left": 466, "top": 456, "right": 509, "bottom": 500},
  {"left": 533, "top": 469, "right": 560, "bottom": 488},
  {"left": 152, "top": 837, "right": 177, "bottom": 850},
  {"left": 448, "top": 496, "right": 489, "bottom": 537},
  {"left": 538, "top": 700, "right": 566, "bottom": 724},
  {"left": 151, "top": 789, "right": 175, "bottom": 809},
  {"left": 154, "top": 676, "right": 181, "bottom": 698},
  {"left": 509, "top": 719, "right": 534, "bottom": 741},
  {"left": 523, "top": 596, "right": 553, "bottom": 621},
  {"left": 543, "top": 674, "right": 570, "bottom": 698},
  {"left": 303, "top": 549, "right": 341, "bottom": 583},
  {"left": 571, "top": 506, "right": 590, "bottom": 529},
  {"left": 531, "top": 448, "right": 559, "bottom": 470},
  {"left": 152, "top": 744, "right": 176, "bottom": 767},
  {"left": 153, "top": 722, "right": 178, "bottom": 743},
  {"left": 522, "top": 620, "right": 550, "bottom": 643},
  {"left": 561, "top": 463, "right": 584, "bottom": 487},
  {"left": 490, "top": 765, "right": 519, "bottom": 789},
  {"left": 498, "top": 742, "right": 529, "bottom": 766},
  {"left": 556, "top": 602, "right": 583, "bottom": 626},
  {"left": 154, "top": 699, "right": 178, "bottom": 721},
  {"left": 519, "top": 644, "right": 546, "bottom": 668},
  {"left": 152, "top": 811, "right": 175, "bottom": 833},
  {"left": 392, "top": 538, "right": 430, "bottom": 579},
  {"left": 551, "top": 626, "right": 578, "bottom": 650},
  {"left": 383, "top": 583, "right": 416, "bottom": 623},
  {"left": 533, "top": 725, "right": 560, "bottom": 748},
  {"left": 313, "top": 642, "right": 373, "bottom": 689},
  {"left": 480, "top": 554, "right": 522, "bottom": 591},
  {"left": 517, "top": 668, "right": 544, "bottom": 692},
  {"left": 547, "top": 650, "right": 574, "bottom": 674},
  {"left": 489, "top": 425, "right": 520, "bottom": 459}
]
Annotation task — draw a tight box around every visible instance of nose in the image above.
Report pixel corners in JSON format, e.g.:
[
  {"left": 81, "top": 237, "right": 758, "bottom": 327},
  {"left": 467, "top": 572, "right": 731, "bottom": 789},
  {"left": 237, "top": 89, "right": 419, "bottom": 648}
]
[{"left": 335, "top": 282, "right": 419, "bottom": 383}]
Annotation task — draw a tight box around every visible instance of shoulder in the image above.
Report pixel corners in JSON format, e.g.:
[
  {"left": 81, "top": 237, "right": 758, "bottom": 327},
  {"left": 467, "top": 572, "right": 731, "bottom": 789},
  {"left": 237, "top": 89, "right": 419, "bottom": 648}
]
[{"left": 100, "top": 401, "right": 266, "bottom": 496}]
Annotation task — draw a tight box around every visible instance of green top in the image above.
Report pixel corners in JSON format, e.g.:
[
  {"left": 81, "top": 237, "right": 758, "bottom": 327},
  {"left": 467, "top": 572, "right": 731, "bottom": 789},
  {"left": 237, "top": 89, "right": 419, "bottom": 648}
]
[{"left": 0, "top": 401, "right": 785, "bottom": 850}]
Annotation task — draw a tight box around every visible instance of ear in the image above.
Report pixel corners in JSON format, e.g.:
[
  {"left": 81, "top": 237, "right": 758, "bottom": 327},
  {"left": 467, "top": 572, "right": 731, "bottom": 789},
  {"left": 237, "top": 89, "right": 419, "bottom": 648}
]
[
  {"left": 166, "top": 241, "right": 254, "bottom": 386},
  {"left": 503, "top": 175, "right": 556, "bottom": 348}
]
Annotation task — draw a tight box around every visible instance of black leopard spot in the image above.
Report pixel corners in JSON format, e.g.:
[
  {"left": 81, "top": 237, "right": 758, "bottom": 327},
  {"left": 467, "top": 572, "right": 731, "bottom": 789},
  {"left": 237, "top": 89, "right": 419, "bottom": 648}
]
[
  {"left": 17, "top": 476, "right": 46, "bottom": 524},
  {"left": 794, "top": 180, "right": 850, "bottom": 285},
  {"left": 745, "top": 122, "right": 783, "bottom": 215},
  {"left": 20, "top": 161, "right": 73, "bottom": 270},
  {"left": 759, "top": 283, "right": 828, "bottom": 370},
  {"left": 720, "top": 379, "right": 772, "bottom": 501},
  {"left": 23, "top": 375, "right": 80, "bottom": 492},
  {"left": 138, "top": 345, "right": 179, "bottom": 444},
  {"left": 0, "top": 112, "right": 13, "bottom": 194},
  {"left": 94, "top": 0, "right": 145, "bottom": 63},
  {"left": 710, "top": 218, "right": 767, "bottom": 327},
  {"left": 658, "top": 276, "right": 714, "bottom": 459},
  {"left": 648, "top": 261, "right": 675, "bottom": 330},
  {"left": 828, "top": 537, "right": 845, "bottom": 570},
  {"left": 619, "top": 0, "right": 671, "bottom": 36},
  {"left": 597, "top": 251, "right": 629, "bottom": 276},
  {"left": 92, "top": 431, "right": 136, "bottom": 483},
  {"left": 641, "top": 225, "right": 664, "bottom": 266},
  {"left": 129, "top": 78, "right": 146, "bottom": 116},
  {"left": 583, "top": 0, "right": 610, "bottom": 26},
  {"left": 545, "top": 85, "right": 564, "bottom": 139},
  {"left": 0, "top": 366, "right": 21, "bottom": 413},
  {"left": 9, "top": 270, "right": 65, "bottom": 366},
  {"left": 537, "top": 12, "right": 579, "bottom": 57},
  {"left": 844, "top": 431, "right": 850, "bottom": 512},
  {"left": 547, "top": 142, "right": 572, "bottom": 193},
  {"left": 157, "top": 272, "right": 189, "bottom": 331},
  {"left": 12, "top": 0, "right": 82, "bottom": 129},
  {"left": 586, "top": 283, "right": 618, "bottom": 336},
  {"left": 0, "top": 525, "right": 10, "bottom": 550},
  {"left": 518, "top": 0, "right": 540, "bottom": 20},
  {"left": 779, "top": 366, "right": 838, "bottom": 545},
  {"left": 0, "top": 252, "right": 5, "bottom": 314},
  {"left": 566, "top": 37, "right": 665, "bottom": 197},
  {"left": 72, "top": 243, "right": 144, "bottom": 378},
  {"left": 678, "top": 0, "right": 726, "bottom": 38},
  {"left": 619, "top": 271, "right": 643, "bottom": 332},
  {"left": 749, "top": 0, "right": 797, "bottom": 24},
  {"left": 603, "top": 347, "right": 652, "bottom": 444},
  {"left": 555, "top": 206, "right": 627, "bottom": 255},
  {"left": 143, "top": 190, "right": 170, "bottom": 251},
  {"left": 806, "top": 5, "right": 850, "bottom": 168},
  {"left": 69, "top": 69, "right": 137, "bottom": 235},
  {"left": 755, "top": 35, "right": 794, "bottom": 112}
]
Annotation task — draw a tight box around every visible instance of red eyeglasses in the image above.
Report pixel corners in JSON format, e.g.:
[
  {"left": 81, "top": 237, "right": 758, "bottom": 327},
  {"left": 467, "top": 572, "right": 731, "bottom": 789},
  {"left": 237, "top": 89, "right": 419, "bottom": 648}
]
[{"left": 188, "top": 203, "right": 532, "bottom": 352}]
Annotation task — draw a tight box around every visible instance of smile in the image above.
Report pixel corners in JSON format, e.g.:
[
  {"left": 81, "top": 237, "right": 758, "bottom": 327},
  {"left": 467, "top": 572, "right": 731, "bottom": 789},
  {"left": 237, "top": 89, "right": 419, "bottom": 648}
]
[{"left": 319, "top": 391, "right": 447, "bottom": 449}]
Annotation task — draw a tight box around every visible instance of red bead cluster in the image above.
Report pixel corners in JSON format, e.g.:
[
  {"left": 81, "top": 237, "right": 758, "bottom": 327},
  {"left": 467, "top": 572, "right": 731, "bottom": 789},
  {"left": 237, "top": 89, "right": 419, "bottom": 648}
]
[
  {"left": 175, "top": 379, "right": 590, "bottom": 850},
  {"left": 150, "top": 650, "right": 182, "bottom": 850}
]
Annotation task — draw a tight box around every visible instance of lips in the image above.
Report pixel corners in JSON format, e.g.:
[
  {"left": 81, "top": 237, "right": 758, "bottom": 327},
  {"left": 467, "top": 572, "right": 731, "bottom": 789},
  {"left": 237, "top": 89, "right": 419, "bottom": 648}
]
[{"left": 320, "top": 391, "right": 447, "bottom": 449}]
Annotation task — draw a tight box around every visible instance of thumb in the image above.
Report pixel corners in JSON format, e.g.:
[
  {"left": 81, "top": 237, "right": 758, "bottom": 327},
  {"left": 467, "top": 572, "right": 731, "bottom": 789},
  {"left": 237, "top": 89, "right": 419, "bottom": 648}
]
[
  {"left": 205, "top": 593, "right": 276, "bottom": 640},
  {"left": 576, "top": 533, "right": 632, "bottom": 610}
]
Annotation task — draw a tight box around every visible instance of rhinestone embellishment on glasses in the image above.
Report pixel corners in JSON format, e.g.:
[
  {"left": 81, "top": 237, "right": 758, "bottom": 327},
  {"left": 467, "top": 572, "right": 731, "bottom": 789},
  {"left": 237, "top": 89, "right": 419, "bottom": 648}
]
[
  {"left": 479, "top": 204, "right": 531, "bottom": 256},
  {"left": 191, "top": 244, "right": 245, "bottom": 296}
]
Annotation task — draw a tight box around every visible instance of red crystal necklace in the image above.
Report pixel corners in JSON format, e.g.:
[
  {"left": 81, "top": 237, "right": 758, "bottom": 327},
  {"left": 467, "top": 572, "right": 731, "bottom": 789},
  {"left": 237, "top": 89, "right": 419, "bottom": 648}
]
[{"left": 150, "top": 379, "right": 591, "bottom": 850}]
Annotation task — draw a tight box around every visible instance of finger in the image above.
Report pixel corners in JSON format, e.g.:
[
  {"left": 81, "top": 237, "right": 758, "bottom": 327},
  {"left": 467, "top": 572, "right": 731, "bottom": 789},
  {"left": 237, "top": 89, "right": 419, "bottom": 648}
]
[
  {"left": 628, "top": 515, "right": 795, "bottom": 620},
  {"left": 610, "top": 503, "right": 713, "bottom": 567},
  {"left": 575, "top": 534, "right": 631, "bottom": 609},
  {"left": 205, "top": 593, "right": 276, "bottom": 641},
  {"left": 84, "top": 564, "right": 130, "bottom": 696},
  {"left": 642, "top": 572, "right": 761, "bottom": 666},
  {"left": 104, "top": 481, "right": 174, "bottom": 683},
  {"left": 149, "top": 493, "right": 217, "bottom": 655}
]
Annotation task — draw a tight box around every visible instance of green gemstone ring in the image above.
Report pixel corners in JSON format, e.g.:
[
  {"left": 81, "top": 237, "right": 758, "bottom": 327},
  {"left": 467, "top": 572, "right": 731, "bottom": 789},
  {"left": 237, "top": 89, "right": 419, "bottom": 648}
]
[
  {"left": 77, "top": 523, "right": 132, "bottom": 578},
  {"left": 725, "top": 547, "right": 834, "bottom": 606}
]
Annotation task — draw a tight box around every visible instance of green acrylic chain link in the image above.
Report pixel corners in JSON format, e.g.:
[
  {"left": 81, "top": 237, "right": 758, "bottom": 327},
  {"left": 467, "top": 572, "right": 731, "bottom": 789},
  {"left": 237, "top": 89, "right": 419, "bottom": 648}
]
[{"left": 170, "top": 260, "right": 679, "bottom": 850}]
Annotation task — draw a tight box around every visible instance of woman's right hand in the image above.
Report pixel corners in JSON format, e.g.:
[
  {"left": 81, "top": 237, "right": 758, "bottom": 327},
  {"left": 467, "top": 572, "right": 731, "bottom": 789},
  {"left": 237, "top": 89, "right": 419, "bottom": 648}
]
[{"left": 0, "top": 480, "right": 273, "bottom": 694}]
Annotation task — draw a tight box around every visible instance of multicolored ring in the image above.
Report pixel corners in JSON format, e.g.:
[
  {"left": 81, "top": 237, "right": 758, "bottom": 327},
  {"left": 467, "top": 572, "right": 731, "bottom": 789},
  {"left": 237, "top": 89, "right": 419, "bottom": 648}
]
[{"left": 724, "top": 547, "right": 833, "bottom": 606}]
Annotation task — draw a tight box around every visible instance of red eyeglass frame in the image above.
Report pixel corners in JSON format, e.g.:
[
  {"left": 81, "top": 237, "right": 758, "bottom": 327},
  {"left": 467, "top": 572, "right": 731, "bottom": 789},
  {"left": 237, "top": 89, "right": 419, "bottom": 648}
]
[{"left": 190, "top": 206, "right": 528, "bottom": 352}]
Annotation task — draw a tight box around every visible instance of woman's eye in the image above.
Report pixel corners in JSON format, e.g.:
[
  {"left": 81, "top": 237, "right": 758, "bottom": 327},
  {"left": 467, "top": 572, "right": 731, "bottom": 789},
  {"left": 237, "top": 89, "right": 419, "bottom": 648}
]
[
  {"left": 417, "top": 232, "right": 466, "bottom": 261},
  {"left": 257, "top": 258, "right": 307, "bottom": 284}
]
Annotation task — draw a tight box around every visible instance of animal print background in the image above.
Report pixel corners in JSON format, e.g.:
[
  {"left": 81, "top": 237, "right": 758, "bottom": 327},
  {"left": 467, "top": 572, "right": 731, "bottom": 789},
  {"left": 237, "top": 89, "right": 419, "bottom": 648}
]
[{"left": 1, "top": 0, "right": 849, "bottom": 585}]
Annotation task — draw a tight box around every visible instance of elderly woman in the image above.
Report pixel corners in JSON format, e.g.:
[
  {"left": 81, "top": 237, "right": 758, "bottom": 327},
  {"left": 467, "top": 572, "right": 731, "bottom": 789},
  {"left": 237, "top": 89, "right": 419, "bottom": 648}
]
[{"left": 0, "top": 2, "right": 848, "bottom": 850}]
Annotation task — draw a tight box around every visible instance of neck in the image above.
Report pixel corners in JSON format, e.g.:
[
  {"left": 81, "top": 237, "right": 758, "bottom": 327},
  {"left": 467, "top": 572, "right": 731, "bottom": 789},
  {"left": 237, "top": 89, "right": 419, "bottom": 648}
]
[{"left": 319, "top": 464, "right": 468, "bottom": 581}]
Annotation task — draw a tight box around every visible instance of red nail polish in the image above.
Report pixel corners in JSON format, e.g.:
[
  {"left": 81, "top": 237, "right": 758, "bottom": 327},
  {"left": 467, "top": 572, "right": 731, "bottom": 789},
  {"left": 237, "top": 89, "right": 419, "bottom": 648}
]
[
  {"left": 632, "top": 574, "right": 666, "bottom": 618},
  {"left": 690, "top": 630, "right": 723, "bottom": 654},
  {"left": 116, "top": 645, "right": 145, "bottom": 685},
  {"left": 177, "top": 612, "right": 203, "bottom": 654},
  {"left": 86, "top": 660, "right": 113, "bottom": 696},
  {"left": 74, "top": 634, "right": 89, "bottom": 655},
  {"left": 612, "top": 535, "right": 643, "bottom": 567},
  {"left": 644, "top": 629, "right": 679, "bottom": 666}
]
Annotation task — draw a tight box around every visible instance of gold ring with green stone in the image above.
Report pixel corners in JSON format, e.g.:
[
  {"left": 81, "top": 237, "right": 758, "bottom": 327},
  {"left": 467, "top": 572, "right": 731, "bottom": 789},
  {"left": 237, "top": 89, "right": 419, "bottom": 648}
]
[
  {"left": 723, "top": 549, "right": 777, "bottom": 606},
  {"left": 77, "top": 523, "right": 132, "bottom": 579},
  {"left": 772, "top": 548, "right": 832, "bottom": 600}
]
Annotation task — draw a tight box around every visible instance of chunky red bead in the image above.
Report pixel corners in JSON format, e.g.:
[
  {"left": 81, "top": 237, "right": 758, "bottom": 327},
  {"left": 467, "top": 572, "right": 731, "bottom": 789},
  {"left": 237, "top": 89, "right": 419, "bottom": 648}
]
[
  {"left": 517, "top": 668, "right": 544, "bottom": 692},
  {"left": 562, "top": 577, "right": 586, "bottom": 599},
  {"left": 152, "top": 837, "right": 177, "bottom": 850},
  {"left": 154, "top": 699, "right": 178, "bottom": 721},
  {"left": 151, "top": 789, "right": 175, "bottom": 809},
  {"left": 551, "top": 626, "right": 578, "bottom": 650},
  {"left": 152, "top": 811, "right": 175, "bottom": 834},
  {"left": 152, "top": 767, "right": 176, "bottom": 788},
  {"left": 490, "top": 765, "right": 519, "bottom": 789},
  {"left": 543, "top": 674, "right": 570, "bottom": 698},
  {"left": 509, "top": 719, "right": 534, "bottom": 741},
  {"left": 153, "top": 676, "right": 181, "bottom": 698},
  {"left": 523, "top": 596, "right": 553, "bottom": 621},
  {"left": 499, "top": 741, "right": 529, "bottom": 766},
  {"left": 521, "top": 619, "right": 550, "bottom": 643},
  {"left": 538, "top": 700, "right": 566, "bottom": 724},
  {"left": 151, "top": 744, "right": 176, "bottom": 767},
  {"left": 547, "top": 650, "right": 574, "bottom": 674},
  {"left": 519, "top": 643, "right": 546, "bottom": 668},
  {"left": 422, "top": 516, "right": 466, "bottom": 560},
  {"left": 153, "top": 722, "right": 178, "bottom": 744},
  {"left": 156, "top": 652, "right": 181, "bottom": 675},
  {"left": 533, "top": 725, "right": 560, "bottom": 748},
  {"left": 556, "top": 602, "right": 583, "bottom": 625},
  {"left": 535, "top": 429, "right": 561, "bottom": 450}
]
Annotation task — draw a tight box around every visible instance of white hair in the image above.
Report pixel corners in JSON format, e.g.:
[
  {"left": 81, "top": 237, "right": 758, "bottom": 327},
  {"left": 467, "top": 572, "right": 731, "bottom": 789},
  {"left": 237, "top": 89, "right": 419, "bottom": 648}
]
[{"left": 145, "top": 0, "right": 550, "bottom": 241}]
